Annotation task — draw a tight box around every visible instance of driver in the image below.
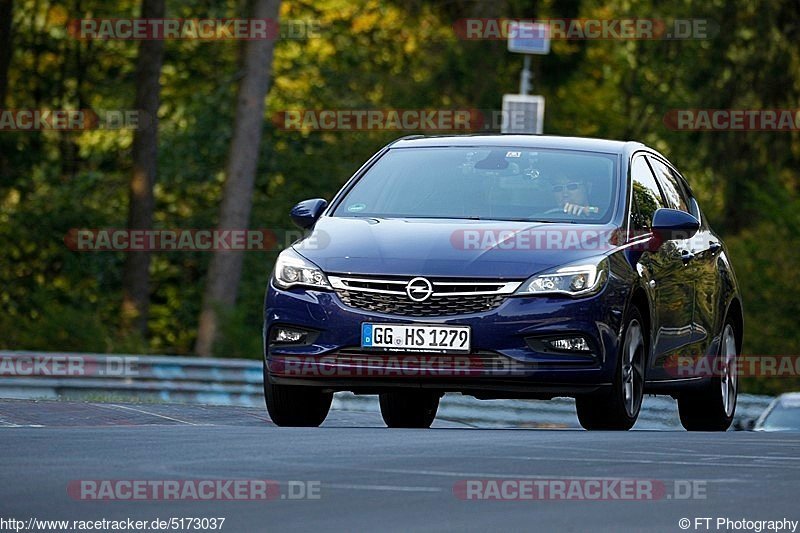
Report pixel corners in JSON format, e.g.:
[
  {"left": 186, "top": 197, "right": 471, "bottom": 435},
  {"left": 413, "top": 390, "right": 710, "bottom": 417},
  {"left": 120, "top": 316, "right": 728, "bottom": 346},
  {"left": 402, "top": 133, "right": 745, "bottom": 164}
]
[{"left": 550, "top": 175, "right": 599, "bottom": 216}]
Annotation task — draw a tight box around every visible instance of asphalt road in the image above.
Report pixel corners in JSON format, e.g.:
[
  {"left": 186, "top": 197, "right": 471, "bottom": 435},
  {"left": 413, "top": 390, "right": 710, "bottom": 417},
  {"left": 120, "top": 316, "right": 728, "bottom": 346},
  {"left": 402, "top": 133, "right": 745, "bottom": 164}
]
[{"left": 1, "top": 399, "right": 799, "bottom": 532}]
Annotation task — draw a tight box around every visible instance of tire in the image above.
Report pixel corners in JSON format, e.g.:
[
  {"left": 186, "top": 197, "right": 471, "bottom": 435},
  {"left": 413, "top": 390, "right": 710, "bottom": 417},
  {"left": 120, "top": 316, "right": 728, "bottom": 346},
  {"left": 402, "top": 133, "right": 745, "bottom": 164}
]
[
  {"left": 576, "top": 306, "right": 646, "bottom": 430},
  {"left": 263, "top": 364, "right": 332, "bottom": 427},
  {"left": 379, "top": 391, "right": 440, "bottom": 428},
  {"left": 678, "top": 321, "right": 739, "bottom": 431}
]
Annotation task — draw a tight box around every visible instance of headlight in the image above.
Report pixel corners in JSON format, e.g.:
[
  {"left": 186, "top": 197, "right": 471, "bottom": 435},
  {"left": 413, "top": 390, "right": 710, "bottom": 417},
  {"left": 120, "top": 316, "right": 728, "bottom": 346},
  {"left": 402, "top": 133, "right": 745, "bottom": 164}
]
[
  {"left": 515, "top": 256, "right": 609, "bottom": 297},
  {"left": 273, "top": 247, "right": 331, "bottom": 290}
]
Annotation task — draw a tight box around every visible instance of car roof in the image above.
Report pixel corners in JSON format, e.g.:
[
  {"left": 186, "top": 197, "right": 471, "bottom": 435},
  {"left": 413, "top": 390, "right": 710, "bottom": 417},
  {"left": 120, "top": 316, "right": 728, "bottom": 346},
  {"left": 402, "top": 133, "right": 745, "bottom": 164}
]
[
  {"left": 778, "top": 392, "right": 800, "bottom": 403},
  {"left": 389, "top": 134, "right": 643, "bottom": 154}
]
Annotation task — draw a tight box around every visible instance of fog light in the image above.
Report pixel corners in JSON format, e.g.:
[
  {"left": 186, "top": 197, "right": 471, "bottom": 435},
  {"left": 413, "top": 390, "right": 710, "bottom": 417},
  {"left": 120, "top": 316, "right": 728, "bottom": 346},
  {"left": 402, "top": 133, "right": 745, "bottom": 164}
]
[
  {"left": 548, "top": 337, "right": 590, "bottom": 352},
  {"left": 273, "top": 327, "right": 306, "bottom": 343}
]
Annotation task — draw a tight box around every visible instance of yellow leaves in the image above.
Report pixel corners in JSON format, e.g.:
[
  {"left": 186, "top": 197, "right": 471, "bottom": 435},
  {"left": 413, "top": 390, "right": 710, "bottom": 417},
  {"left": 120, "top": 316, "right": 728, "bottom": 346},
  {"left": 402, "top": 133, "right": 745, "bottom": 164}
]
[
  {"left": 3, "top": 189, "right": 21, "bottom": 209},
  {"left": 272, "top": 74, "right": 309, "bottom": 99},
  {"left": 267, "top": 173, "right": 286, "bottom": 196},
  {"left": 550, "top": 38, "right": 581, "bottom": 56},
  {"left": 76, "top": 129, "right": 134, "bottom": 158},
  {"left": 46, "top": 5, "right": 68, "bottom": 27},
  {"left": 351, "top": 11, "right": 381, "bottom": 34},
  {"left": 366, "top": 85, "right": 385, "bottom": 105},
  {"left": 404, "top": 36, "right": 418, "bottom": 55},
  {"left": 348, "top": 0, "right": 399, "bottom": 33},
  {"left": 305, "top": 38, "right": 337, "bottom": 60}
]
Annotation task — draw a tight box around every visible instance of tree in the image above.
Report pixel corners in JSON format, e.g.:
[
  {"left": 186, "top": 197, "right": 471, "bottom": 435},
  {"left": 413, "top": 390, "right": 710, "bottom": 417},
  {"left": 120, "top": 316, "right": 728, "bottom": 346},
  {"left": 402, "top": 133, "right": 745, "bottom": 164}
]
[
  {"left": 0, "top": 0, "right": 12, "bottom": 107},
  {"left": 0, "top": 0, "right": 13, "bottom": 180},
  {"left": 121, "top": 0, "right": 166, "bottom": 336},
  {"left": 195, "top": 0, "right": 282, "bottom": 356}
]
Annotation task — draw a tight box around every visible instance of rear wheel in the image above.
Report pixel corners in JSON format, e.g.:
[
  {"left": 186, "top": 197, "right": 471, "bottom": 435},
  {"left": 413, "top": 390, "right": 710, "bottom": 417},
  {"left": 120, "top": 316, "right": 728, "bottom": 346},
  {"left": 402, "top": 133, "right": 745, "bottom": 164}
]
[
  {"left": 678, "top": 322, "right": 738, "bottom": 431},
  {"left": 263, "top": 364, "right": 332, "bottom": 427},
  {"left": 576, "top": 306, "right": 646, "bottom": 430},
  {"left": 379, "top": 391, "right": 440, "bottom": 428}
]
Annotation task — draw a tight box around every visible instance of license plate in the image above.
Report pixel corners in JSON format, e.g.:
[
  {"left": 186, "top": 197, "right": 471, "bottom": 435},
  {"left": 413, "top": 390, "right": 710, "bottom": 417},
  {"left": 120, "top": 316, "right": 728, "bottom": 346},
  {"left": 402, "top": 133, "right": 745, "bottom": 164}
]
[{"left": 361, "top": 323, "right": 471, "bottom": 353}]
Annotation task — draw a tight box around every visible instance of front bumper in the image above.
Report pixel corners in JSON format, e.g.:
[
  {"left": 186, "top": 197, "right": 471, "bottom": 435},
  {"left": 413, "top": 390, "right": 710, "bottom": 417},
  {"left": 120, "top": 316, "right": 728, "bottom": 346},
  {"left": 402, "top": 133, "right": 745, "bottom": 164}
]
[{"left": 264, "top": 278, "right": 626, "bottom": 397}]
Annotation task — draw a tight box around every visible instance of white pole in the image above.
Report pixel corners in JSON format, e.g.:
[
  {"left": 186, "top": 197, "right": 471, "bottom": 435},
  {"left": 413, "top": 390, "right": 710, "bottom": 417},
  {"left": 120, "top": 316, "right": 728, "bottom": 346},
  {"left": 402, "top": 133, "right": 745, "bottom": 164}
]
[{"left": 519, "top": 55, "right": 532, "bottom": 95}]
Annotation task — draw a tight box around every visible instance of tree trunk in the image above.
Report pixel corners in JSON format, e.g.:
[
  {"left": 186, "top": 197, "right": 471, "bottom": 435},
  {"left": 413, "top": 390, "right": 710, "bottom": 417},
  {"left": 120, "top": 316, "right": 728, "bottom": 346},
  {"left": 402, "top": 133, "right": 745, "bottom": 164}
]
[
  {"left": 121, "top": 0, "right": 166, "bottom": 336},
  {"left": 195, "top": 0, "right": 281, "bottom": 356},
  {"left": 0, "top": 0, "right": 13, "bottom": 180},
  {"left": 0, "top": 0, "right": 12, "bottom": 107}
]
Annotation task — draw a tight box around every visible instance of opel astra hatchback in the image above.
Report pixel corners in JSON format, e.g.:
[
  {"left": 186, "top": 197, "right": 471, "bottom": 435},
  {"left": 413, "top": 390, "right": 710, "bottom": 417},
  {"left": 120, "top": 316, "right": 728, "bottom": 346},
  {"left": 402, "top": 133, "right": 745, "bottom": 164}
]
[{"left": 263, "top": 135, "right": 742, "bottom": 431}]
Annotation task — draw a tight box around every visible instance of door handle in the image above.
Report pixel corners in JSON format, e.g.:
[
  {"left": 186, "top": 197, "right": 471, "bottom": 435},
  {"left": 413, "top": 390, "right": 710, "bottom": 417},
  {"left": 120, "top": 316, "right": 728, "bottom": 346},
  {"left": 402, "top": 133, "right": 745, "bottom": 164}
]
[
  {"left": 680, "top": 250, "right": 695, "bottom": 264},
  {"left": 708, "top": 241, "right": 722, "bottom": 254}
]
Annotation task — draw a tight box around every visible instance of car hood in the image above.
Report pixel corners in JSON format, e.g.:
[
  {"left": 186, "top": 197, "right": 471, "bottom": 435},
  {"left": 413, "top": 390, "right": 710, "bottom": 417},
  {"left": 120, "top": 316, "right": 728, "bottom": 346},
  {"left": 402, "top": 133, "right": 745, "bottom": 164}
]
[{"left": 293, "top": 216, "right": 619, "bottom": 279}]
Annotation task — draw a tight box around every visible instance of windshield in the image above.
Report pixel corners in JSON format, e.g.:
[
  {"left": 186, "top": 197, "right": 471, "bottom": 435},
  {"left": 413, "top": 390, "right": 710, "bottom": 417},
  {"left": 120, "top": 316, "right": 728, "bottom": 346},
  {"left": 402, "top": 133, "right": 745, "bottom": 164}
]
[
  {"left": 760, "top": 401, "right": 800, "bottom": 430},
  {"left": 333, "top": 147, "right": 618, "bottom": 223}
]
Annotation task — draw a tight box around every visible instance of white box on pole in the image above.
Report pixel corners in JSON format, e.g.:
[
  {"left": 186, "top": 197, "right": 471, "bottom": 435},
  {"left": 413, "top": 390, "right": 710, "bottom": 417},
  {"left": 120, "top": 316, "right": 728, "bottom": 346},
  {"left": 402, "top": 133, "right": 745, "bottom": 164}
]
[
  {"left": 507, "top": 21, "right": 550, "bottom": 55},
  {"left": 501, "top": 94, "right": 545, "bottom": 134}
]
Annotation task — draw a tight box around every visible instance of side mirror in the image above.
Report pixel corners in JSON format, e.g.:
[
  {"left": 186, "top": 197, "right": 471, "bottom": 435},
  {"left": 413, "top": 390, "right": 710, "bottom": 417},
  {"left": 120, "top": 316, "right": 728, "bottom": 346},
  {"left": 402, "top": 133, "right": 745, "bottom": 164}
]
[
  {"left": 290, "top": 198, "right": 328, "bottom": 229},
  {"left": 651, "top": 208, "right": 700, "bottom": 241}
]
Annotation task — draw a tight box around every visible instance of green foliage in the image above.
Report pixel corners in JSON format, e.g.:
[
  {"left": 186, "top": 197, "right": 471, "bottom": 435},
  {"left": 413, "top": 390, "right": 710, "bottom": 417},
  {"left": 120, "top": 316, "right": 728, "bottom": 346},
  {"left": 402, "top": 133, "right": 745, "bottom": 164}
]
[{"left": 723, "top": 187, "right": 800, "bottom": 394}]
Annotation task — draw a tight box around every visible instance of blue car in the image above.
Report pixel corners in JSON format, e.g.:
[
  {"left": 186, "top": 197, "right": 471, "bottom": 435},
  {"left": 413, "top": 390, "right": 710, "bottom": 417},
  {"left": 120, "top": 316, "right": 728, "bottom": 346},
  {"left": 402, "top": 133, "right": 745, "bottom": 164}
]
[{"left": 263, "top": 135, "right": 742, "bottom": 431}]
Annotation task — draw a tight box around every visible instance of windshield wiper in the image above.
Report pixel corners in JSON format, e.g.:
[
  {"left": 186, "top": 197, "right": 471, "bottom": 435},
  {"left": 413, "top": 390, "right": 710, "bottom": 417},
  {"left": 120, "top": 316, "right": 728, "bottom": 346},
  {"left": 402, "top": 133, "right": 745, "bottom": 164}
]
[
  {"left": 350, "top": 215, "right": 577, "bottom": 223},
  {"left": 464, "top": 216, "right": 575, "bottom": 223}
]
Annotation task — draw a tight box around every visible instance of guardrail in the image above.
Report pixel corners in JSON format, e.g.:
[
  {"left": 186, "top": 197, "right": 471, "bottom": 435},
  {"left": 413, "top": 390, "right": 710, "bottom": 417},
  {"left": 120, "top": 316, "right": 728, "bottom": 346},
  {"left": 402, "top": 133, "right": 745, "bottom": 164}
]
[
  {"left": 0, "top": 351, "right": 263, "bottom": 406},
  {"left": 0, "top": 351, "right": 774, "bottom": 429}
]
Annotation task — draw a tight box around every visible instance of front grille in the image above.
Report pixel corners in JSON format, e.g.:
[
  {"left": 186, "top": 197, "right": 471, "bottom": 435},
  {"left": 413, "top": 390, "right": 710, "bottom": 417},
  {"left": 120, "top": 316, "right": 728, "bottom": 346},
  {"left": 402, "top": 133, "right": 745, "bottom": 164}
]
[
  {"left": 329, "top": 275, "right": 521, "bottom": 317},
  {"left": 336, "top": 290, "right": 507, "bottom": 316}
]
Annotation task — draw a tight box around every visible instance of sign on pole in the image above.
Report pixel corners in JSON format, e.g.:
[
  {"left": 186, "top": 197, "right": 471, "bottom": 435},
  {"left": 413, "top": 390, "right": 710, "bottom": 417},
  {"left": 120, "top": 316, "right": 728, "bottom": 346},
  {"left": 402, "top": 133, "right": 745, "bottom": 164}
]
[
  {"left": 501, "top": 94, "right": 545, "bottom": 134},
  {"left": 507, "top": 21, "right": 550, "bottom": 55},
  {"left": 503, "top": 20, "right": 549, "bottom": 133}
]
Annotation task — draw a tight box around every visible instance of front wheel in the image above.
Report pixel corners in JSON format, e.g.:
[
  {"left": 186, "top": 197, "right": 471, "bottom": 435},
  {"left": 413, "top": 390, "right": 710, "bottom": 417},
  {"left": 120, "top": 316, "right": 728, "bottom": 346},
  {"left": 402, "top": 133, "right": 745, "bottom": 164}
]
[
  {"left": 576, "top": 306, "right": 646, "bottom": 430},
  {"left": 677, "top": 322, "right": 738, "bottom": 431},
  {"left": 379, "top": 391, "right": 440, "bottom": 428},
  {"left": 263, "top": 364, "right": 332, "bottom": 427}
]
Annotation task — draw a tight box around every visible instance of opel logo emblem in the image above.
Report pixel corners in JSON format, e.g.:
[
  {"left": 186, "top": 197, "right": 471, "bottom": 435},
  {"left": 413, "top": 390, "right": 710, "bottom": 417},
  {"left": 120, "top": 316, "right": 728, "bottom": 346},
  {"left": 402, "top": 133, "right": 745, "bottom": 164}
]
[{"left": 406, "top": 277, "right": 433, "bottom": 302}]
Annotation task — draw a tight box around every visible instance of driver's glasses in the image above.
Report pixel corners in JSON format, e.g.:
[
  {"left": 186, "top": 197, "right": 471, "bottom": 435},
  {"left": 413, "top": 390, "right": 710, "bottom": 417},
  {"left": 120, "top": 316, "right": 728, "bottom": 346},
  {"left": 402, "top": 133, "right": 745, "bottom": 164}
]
[{"left": 552, "top": 182, "right": 583, "bottom": 193}]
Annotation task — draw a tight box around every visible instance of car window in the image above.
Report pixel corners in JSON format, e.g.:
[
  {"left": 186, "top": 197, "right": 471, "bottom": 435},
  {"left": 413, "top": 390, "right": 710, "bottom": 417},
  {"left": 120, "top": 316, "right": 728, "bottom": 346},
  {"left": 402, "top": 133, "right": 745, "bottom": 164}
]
[
  {"left": 629, "top": 155, "right": 666, "bottom": 231},
  {"left": 648, "top": 156, "right": 690, "bottom": 213},
  {"left": 671, "top": 167, "right": 702, "bottom": 220},
  {"left": 333, "top": 147, "right": 618, "bottom": 223}
]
